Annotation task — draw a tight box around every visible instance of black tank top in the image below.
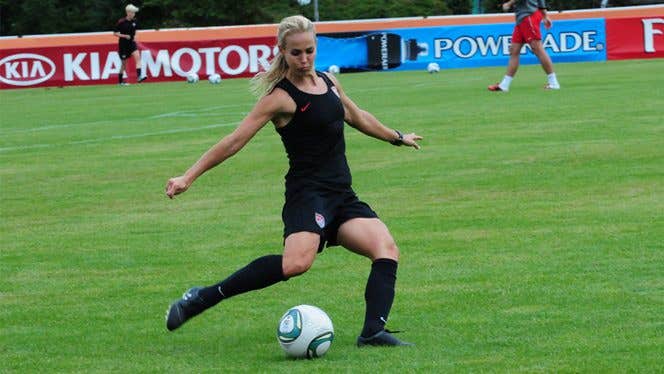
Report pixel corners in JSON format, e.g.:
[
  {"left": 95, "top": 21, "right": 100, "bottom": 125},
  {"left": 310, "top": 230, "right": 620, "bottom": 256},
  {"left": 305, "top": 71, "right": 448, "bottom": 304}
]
[{"left": 275, "top": 71, "right": 351, "bottom": 191}]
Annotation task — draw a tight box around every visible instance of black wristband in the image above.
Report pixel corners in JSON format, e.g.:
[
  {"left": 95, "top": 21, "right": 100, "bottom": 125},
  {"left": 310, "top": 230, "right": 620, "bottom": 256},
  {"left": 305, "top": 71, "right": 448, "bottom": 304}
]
[{"left": 390, "top": 130, "right": 404, "bottom": 146}]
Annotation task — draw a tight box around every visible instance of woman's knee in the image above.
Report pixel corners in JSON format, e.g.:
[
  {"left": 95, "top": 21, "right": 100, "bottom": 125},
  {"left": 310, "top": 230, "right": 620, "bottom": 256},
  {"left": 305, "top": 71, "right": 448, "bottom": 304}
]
[
  {"left": 282, "top": 237, "right": 318, "bottom": 277},
  {"left": 370, "top": 238, "right": 399, "bottom": 262},
  {"left": 384, "top": 240, "right": 400, "bottom": 261},
  {"left": 282, "top": 255, "right": 314, "bottom": 277}
]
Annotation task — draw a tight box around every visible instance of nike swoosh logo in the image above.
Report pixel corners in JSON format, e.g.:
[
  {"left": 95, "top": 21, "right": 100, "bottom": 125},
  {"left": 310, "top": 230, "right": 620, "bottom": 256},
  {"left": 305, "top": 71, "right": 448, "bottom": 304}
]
[{"left": 300, "top": 102, "right": 311, "bottom": 112}]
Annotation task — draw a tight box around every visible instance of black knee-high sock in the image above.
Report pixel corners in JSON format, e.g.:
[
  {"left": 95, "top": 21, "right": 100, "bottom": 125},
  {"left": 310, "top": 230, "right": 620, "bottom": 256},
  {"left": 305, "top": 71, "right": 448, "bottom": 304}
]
[
  {"left": 118, "top": 73, "right": 123, "bottom": 83},
  {"left": 136, "top": 68, "right": 142, "bottom": 78},
  {"left": 361, "top": 258, "right": 398, "bottom": 338},
  {"left": 198, "top": 255, "right": 286, "bottom": 308}
]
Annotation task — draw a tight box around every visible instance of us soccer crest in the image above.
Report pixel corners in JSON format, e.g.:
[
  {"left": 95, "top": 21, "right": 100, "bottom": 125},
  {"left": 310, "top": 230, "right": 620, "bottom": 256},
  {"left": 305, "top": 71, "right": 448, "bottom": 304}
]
[{"left": 314, "top": 213, "right": 326, "bottom": 228}]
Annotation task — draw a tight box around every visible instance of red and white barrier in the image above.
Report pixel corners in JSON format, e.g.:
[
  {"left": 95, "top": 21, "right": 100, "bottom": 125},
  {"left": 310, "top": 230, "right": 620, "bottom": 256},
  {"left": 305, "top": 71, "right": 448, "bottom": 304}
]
[
  {"left": 606, "top": 16, "right": 664, "bottom": 60},
  {"left": 1, "top": 6, "right": 662, "bottom": 89}
]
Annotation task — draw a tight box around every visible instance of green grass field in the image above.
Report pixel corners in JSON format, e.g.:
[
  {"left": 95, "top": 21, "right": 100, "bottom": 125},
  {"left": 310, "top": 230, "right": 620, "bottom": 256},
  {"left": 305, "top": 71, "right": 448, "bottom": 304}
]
[{"left": 1, "top": 59, "right": 663, "bottom": 372}]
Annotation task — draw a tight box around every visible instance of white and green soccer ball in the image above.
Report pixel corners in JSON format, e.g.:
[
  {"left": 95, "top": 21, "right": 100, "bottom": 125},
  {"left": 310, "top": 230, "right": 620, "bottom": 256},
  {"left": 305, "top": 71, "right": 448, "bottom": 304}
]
[
  {"left": 208, "top": 73, "right": 222, "bottom": 84},
  {"left": 277, "top": 304, "right": 334, "bottom": 359},
  {"left": 328, "top": 65, "right": 340, "bottom": 75},
  {"left": 186, "top": 72, "right": 199, "bottom": 83}
]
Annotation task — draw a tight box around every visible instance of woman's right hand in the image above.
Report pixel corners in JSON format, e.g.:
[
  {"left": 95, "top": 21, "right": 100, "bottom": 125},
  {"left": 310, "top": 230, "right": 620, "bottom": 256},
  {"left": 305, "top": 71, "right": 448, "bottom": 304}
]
[{"left": 165, "top": 176, "right": 190, "bottom": 199}]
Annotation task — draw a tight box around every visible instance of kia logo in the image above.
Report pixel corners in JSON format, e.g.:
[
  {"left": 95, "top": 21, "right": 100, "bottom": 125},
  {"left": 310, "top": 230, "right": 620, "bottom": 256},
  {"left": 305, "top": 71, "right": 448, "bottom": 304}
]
[{"left": 0, "top": 53, "right": 56, "bottom": 86}]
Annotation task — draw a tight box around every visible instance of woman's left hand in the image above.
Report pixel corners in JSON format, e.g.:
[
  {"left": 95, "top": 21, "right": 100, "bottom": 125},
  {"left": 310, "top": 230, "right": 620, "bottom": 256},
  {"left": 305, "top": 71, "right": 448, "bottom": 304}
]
[{"left": 402, "top": 133, "right": 423, "bottom": 150}]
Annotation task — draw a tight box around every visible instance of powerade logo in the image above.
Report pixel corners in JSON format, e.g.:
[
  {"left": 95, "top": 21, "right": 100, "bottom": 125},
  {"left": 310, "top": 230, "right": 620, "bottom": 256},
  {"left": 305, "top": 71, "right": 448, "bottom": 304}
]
[
  {"left": 434, "top": 31, "right": 604, "bottom": 58},
  {"left": 380, "top": 33, "right": 389, "bottom": 70},
  {"left": 0, "top": 53, "right": 56, "bottom": 86}
]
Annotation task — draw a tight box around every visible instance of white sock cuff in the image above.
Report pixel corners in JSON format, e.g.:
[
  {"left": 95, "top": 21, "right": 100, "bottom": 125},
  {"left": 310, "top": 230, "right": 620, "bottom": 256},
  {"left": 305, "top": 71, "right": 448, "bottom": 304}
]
[{"left": 499, "top": 75, "right": 513, "bottom": 90}]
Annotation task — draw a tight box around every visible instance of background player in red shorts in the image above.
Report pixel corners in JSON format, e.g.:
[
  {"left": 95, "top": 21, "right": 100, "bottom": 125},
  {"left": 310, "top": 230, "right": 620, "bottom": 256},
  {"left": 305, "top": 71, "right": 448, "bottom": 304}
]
[{"left": 489, "top": 0, "right": 560, "bottom": 92}]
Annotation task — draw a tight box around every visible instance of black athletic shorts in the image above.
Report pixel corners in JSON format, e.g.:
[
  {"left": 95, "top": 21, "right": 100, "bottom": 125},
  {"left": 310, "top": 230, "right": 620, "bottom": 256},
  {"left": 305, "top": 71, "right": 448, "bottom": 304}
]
[
  {"left": 282, "top": 185, "right": 378, "bottom": 252},
  {"left": 119, "top": 41, "right": 137, "bottom": 60}
]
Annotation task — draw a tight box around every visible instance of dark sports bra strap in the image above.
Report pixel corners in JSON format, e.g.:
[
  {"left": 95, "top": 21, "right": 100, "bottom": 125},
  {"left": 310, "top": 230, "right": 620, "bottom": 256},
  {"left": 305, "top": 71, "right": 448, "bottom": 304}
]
[
  {"left": 318, "top": 71, "right": 335, "bottom": 88},
  {"left": 275, "top": 79, "right": 307, "bottom": 107},
  {"left": 274, "top": 78, "right": 294, "bottom": 94}
]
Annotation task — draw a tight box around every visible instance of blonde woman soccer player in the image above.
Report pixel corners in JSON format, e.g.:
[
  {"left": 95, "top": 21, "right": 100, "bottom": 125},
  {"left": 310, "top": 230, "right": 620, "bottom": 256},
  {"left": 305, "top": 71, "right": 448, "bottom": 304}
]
[
  {"left": 113, "top": 4, "right": 146, "bottom": 85},
  {"left": 489, "top": 0, "right": 561, "bottom": 92},
  {"left": 165, "top": 15, "right": 422, "bottom": 347}
]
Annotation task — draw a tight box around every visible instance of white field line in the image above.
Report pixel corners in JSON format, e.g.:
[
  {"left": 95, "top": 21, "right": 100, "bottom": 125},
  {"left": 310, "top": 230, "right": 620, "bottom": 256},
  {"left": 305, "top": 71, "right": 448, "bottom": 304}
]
[
  {"left": 0, "top": 104, "right": 250, "bottom": 134},
  {"left": 1, "top": 85, "right": 409, "bottom": 151},
  {"left": 1, "top": 119, "right": 120, "bottom": 134},
  {"left": 149, "top": 104, "right": 247, "bottom": 119},
  {"left": 0, "top": 121, "right": 239, "bottom": 152}
]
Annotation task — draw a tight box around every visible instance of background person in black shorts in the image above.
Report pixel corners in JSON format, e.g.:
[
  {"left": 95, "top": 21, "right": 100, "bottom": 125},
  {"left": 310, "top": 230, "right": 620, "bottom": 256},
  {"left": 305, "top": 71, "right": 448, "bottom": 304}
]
[
  {"left": 164, "top": 15, "right": 423, "bottom": 347},
  {"left": 113, "top": 4, "right": 145, "bottom": 85}
]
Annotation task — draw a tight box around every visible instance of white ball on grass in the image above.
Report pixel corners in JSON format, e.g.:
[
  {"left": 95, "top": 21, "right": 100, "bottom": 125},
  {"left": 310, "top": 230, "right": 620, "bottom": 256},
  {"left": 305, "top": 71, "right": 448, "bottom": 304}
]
[
  {"left": 186, "top": 73, "right": 199, "bottom": 83},
  {"left": 208, "top": 73, "right": 222, "bottom": 84},
  {"left": 426, "top": 62, "right": 440, "bottom": 73},
  {"left": 277, "top": 305, "right": 334, "bottom": 359}
]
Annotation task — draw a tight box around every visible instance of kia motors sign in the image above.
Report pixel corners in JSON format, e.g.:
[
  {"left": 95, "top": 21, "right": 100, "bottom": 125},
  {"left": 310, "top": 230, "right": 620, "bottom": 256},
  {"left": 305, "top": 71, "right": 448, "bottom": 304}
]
[
  {"left": 0, "top": 53, "right": 56, "bottom": 86},
  {"left": 0, "top": 36, "right": 277, "bottom": 89}
]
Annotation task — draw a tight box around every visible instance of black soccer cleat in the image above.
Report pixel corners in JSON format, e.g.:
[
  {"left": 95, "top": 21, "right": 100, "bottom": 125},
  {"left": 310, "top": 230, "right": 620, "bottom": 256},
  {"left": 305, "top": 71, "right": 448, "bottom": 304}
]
[
  {"left": 357, "top": 329, "right": 414, "bottom": 347},
  {"left": 165, "top": 287, "right": 207, "bottom": 331},
  {"left": 138, "top": 75, "right": 147, "bottom": 83}
]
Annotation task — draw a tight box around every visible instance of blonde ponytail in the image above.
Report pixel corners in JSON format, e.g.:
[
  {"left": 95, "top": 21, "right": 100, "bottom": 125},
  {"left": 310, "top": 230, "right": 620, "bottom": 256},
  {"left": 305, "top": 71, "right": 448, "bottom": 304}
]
[{"left": 250, "top": 15, "right": 315, "bottom": 98}]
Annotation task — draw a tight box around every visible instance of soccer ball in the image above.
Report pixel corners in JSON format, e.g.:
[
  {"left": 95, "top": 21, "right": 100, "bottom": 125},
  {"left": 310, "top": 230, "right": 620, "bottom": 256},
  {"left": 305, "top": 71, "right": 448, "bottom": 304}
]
[
  {"left": 208, "top": 73, "right": 222, "bottom": 84},
  {"left": 186, "top": 73, "right": 199, "bottom": 83},
  {"left": 328, "top": 65, "right": 340, "bottom": 75},
  {"left": 277, "top": 305, "right": 334, "bottom": 359},
  {"left": 426, "top": 62, "right": 440, "bottom": 73}
]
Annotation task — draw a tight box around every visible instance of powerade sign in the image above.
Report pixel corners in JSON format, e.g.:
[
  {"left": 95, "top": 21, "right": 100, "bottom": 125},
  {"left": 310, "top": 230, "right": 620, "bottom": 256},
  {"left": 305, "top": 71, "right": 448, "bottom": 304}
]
[{"left": 316, "top": 18, "right": 606, "bottom": 72}]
